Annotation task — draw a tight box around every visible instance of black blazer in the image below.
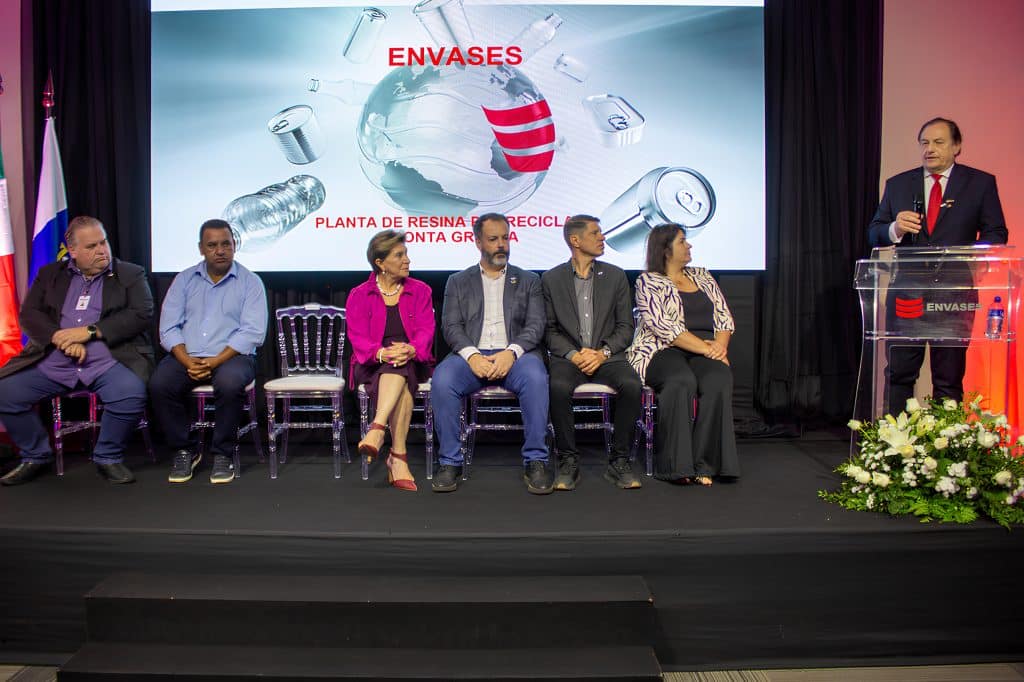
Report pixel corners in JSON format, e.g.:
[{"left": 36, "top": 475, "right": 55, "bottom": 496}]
[
  {"left": 868, "top": 164, "right": 1008, "bottom": 248},
  {"left": 0, "top": 258, "right": 155, "bottom": 381},
  {"left": 441, "top": 263, "right": 545, "bottom": 360},
  {"left": 541, "top": 260, "right": 634, "bottom": 362}
]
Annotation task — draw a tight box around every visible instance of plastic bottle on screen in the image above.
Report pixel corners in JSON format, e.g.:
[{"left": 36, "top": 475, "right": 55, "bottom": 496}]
[
  {"left": 985, "top": 296, "right": 1005, "bottom": 340},
  {"left": 509, "top": 13, "right": 562, "bottom": 64},
  {"left": 222, "top": 175, "right": 326, "bottom": 252}
]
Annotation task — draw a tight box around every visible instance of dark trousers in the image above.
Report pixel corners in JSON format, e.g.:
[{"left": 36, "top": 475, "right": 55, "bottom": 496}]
[
  {"left": 645, "top": 347, "right": 739, "bottom": 480},
  {"left": 0, "top": 363, "right": 146, "bottom": 464},
  {"left": 548, "top": 356, "right": 641, "bottom": 460},
  {"left": 886, "top": 344, "right": 967, "bottom": 412},
  {"left": 148, "top": 354, "right": 255, "bottom": 457}
]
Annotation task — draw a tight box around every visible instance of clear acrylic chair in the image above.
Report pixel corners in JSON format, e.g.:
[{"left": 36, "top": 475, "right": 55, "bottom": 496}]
[
  {"left": 553, "top": 382, "right": 616, "bottom": 461},
  {"left": 460, "top": 386, "right": 554, "bottom": 480},
  {"left": 264, "top": 304, "right": 350, "bottom": 479},
  {"left": 357, "top": 380, "right": 434, "bottom": 480},
  {"left": 51, "top": 390, "right": 155, "bottom": 476},
  {"left": 189, "top": 380, "right": 265, "bottom": 478},
  {"left": 629, "top": 307, "right": 658, "bottom": 476},
  {"left": 631, "top": 389, "right": 695, "bottom": 477}
]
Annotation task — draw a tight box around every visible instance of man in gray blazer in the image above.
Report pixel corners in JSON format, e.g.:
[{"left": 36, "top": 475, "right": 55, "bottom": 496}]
[
  {"left": 542, "top": 215, "right": 642, "bottom": 490},
  {"left": 431, "top": 213, "right": 553, "bottom": 494}
]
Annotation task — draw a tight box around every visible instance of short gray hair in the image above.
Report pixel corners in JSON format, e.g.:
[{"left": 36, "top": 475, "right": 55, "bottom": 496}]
[{"left": 64, "top": 216, "right": 104, "bottom": 246}]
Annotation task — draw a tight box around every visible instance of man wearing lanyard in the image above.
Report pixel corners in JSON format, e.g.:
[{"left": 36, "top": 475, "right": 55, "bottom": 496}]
[
  {"left": 0, "top": 216, "right": 154, "bottom": 485},
  {"left": 149, "top": 219, "right": 267, "bottom": 484},
  {"left": 868, "top": 117, "right": 1008, "bottom": 411}
]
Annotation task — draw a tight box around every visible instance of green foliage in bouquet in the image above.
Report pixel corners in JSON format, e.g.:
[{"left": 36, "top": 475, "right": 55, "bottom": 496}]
[{"left": 820, "top": 397, "right": 1024, "bottom": 528}]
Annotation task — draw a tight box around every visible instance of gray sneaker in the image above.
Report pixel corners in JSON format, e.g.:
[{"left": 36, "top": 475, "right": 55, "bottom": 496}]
[
  {"left": 168, "top": 450, "right": 200, "bottom": 483},
  {"left": 604, "top": 457, "right": 642, "bottom": 489},
  {"left": 210, "top": 455, "right": 235, "bottom": 484}
]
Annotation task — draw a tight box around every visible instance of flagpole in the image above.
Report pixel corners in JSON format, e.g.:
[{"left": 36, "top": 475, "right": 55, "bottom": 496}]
[
  {"left": 27, "top": 69, "right": 68, "bottom": 293},
  {"left": 42, "top": 70, "right": 54, "bottom": 120}
]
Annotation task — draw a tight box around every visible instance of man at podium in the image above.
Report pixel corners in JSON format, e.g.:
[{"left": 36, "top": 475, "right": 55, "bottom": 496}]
[{"left": 867, "top": 117, "right": 1008, "bottom": 410}]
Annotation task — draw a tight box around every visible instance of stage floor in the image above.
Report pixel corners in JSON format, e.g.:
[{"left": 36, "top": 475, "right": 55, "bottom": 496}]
[
  {"left": 2, "top": 433, "right": 1023, "bottom": 670},
  {"left": 0, "top": 432, "right": 897, "bottom": 537}
]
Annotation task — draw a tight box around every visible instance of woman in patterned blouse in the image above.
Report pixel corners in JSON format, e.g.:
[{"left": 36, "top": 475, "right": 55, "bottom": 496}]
[{"left": 627, "top": 224, "right": 739, "bottom": 485}]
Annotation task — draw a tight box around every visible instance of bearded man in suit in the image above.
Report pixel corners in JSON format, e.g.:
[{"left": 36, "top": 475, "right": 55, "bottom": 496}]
[{"left": 430, "top": 213, "right": 552, "bottom": 494}]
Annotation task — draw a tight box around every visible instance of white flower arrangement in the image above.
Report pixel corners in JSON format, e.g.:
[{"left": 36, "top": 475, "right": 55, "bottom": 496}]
[{"left": 821, "top": 397, "right": 1024, "bottom": 527}]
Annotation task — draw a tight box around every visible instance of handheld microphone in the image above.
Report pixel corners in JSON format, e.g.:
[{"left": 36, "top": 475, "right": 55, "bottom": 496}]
[{"left": 911, "top": 194, "right": 923, "bottom": 245}]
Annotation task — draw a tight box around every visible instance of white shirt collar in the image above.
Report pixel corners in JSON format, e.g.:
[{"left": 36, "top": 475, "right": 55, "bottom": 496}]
[{"left": 924, "top": 162, "right": 955, "bottom": 180}]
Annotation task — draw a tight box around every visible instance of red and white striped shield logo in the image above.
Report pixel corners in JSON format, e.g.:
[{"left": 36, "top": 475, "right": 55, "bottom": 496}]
[{"left": 481, "top": 99, "right": 555, "bottom": 173}]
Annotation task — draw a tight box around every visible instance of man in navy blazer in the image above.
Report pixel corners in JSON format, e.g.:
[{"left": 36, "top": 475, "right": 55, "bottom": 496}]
[
  {"left": 868, "top": 117, "right": 1008, "bottom": 410},
  {"left": 431, "top": 213, "right": 553, "bottom": 494}
]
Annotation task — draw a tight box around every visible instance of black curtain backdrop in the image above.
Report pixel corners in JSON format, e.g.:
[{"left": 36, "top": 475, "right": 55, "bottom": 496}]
[
  {"left": 25, "top": 0, "right": 884, "bottom": 424},
  {"left": 759, "top": 0, "right": 882, "bottom": 420}
]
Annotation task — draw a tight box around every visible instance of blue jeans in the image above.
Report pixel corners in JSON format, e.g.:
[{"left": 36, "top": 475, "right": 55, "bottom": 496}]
[
  {"left": 431, "top": 350, "right": 549, "bottom": 466},
  {"left": 0, "top": 363, "right": 147, "bottom": 464}
]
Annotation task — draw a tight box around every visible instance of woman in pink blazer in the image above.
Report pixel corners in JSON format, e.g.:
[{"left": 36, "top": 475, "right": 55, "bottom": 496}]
[
  {"left": 347, "top": 230, "right": 435, "bottom": 491},
  {"left": 627, "top": 223, "right": 739, "bottom": 485}
]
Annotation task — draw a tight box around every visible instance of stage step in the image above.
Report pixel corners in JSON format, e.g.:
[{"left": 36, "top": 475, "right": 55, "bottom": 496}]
[
  {"left": 58, "top": 643, "right": 663, "bottom": 680},
  {"left": 83, "top": 573, "right": 656, "bottom": 649}
]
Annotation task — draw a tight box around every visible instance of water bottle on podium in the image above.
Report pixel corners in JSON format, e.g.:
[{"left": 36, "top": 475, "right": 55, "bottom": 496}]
[{"left": 985, "top": 296, "right": 1005, "bottom": 340}]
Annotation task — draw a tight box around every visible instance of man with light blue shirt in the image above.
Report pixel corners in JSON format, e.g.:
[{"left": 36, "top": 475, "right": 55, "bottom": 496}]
[{"left": 150, "top": 219, "right": 267, "bottom": 484}]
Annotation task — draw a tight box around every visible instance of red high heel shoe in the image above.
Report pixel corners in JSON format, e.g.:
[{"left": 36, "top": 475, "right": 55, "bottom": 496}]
[
  {"left": 386, "top": 451, "right": 417, "bottom": 492},
  {"left": 358, "top": 422, "right": 386, "bottom": 462}
]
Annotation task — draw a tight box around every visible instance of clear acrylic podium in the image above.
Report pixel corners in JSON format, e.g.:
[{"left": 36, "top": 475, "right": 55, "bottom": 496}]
[{"left": 853, "top": 245, "right": 1021, "bottom": 421}]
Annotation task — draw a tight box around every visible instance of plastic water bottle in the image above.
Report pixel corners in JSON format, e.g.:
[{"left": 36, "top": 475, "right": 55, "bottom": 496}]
[
  {"left": 222, "top": 175, "right": 326, "bottom": 252},
  {"left": 985, "top": 296, "right": 1005, "bottom": 340},
  {"left": 508, "top": 13, "right": 562, "bottom": 64}
]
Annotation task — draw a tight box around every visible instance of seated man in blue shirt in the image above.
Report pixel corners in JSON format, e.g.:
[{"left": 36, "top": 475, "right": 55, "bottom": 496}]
[
  {"left": 0, "top": 216, "right": 153, "bottom": 485},
  {"left": 150, "top": 219, "right": 268, "bottom": 484}
]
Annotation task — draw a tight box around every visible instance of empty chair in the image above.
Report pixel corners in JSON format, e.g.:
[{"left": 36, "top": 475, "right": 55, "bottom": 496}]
[{"left": 264, "top": 304, "right": 350, "bottom": 479}]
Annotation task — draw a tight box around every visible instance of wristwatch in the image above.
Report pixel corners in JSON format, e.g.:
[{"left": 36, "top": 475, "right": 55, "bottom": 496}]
[
  {"left": 87, "top": 325, "right": 98, "bottom": 341},
  {"left": 601, "top": 347, "right": 612, "bottom": 359}
]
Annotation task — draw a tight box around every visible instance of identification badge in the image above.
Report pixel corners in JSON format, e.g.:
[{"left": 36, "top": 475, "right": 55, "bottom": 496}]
[{"left": 75, "top": 295, "right": 91, "bottom": 310}]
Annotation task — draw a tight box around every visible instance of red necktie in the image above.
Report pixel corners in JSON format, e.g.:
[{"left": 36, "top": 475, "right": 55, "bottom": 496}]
[{"left": 926, "top": 173, "right": 943, "bottom": 234}]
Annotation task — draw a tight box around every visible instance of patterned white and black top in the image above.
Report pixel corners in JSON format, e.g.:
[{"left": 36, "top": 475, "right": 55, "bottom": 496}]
[{"left": 627, "top": 268, "right": 735, "bottom": 382}]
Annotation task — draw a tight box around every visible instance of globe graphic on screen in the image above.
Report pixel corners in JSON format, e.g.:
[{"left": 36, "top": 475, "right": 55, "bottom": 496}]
[{"left": 356, "top": 64, "right": 550, "bottom": 216}]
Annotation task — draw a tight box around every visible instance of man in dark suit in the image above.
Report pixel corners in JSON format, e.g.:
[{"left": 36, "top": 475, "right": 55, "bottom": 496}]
[
  {"left": 431, "top": 213, "right": 552, "bottom": 494},
  {"left": 0, "top": 216, "right": 154, "bottom": 485},
  {"left": 868, "top": 117, "right": 1008, "bottom": 410},
  {"left": 542, "top": 215, "right": 642, "bottom": 490}
]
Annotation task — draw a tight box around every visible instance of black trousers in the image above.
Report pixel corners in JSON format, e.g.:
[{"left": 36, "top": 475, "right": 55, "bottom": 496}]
[
  {"left": 548, "top": 356, "right": 642, "bottom": 460},
  {"left": 883, "top": 261, "right": 974, "bottom": 412},
  {"left": 886, "top": 344, "right": 967, "bottom": 412},
  {"left": 149, "top": 354, "right": 256, "bottom": 457},
  {"left": 645, "top": 347, "right": 739, "bottom": 480}
]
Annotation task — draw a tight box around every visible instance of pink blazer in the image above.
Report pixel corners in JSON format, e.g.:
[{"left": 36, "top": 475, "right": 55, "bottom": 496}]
[{"left": 346, "top": 274, "right": 435, "bottom": 384}]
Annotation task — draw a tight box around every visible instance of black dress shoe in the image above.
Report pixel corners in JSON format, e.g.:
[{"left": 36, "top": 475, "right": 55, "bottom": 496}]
[
  {"left": 96, "top": 462, "right": 135, "bottom": 484},
  {"left": 523, "top": 461, "right": 554, "bottom": 495},
  {"left": 431, "top": 464, "right": 462, "bottom": 492},
  {"left": 0, "top": 461, "right": 50, "bottom": 486}
]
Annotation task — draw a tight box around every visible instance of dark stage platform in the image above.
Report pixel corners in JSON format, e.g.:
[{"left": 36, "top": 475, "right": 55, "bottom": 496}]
[{"left": 2, "top": 433, "right": 1023, "bottom": 671}]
